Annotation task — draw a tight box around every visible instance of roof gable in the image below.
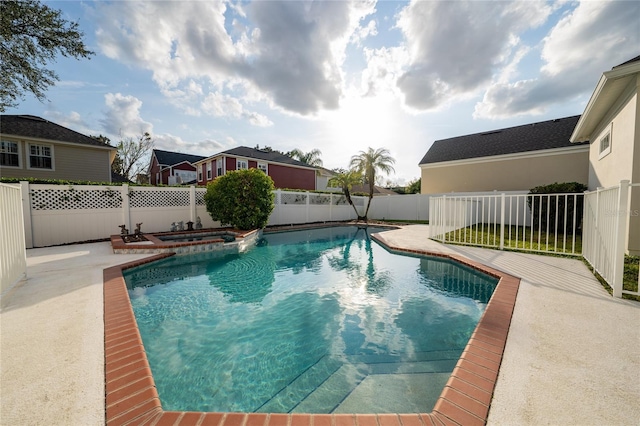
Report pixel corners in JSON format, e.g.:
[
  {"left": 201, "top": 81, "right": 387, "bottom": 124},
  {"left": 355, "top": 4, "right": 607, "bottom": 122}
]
[
  {"left": 153, "top": 149, "right": 206, "bottom": 166},
  {"left": 420, "top": 115, "right": 585, "bottom": 165},
  {"left": 571, "top": 56, "right": 640, "bottom": 142},
  {"left": 216, "top": 146, "right": 314, "bottom": 168},
  {"left": 0, "top": 115, "right": 114, "bottom": 149}
]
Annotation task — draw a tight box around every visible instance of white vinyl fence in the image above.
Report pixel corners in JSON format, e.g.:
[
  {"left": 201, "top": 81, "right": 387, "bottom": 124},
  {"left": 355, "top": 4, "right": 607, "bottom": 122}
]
[
  {"left": 429, "top": 192, "right": 583, "bottom": 255},
  {"left": 270, "top": 190, "right": 362, "bottom": 225},
  {"left": 16, "top": 183, "right": 381, "bottom": 248},
  {"left": 1, "top": 183, "right": 27, "bottom": 295},
  {"left": 582, "top": 180, "right": 640, "bottom": 298}
]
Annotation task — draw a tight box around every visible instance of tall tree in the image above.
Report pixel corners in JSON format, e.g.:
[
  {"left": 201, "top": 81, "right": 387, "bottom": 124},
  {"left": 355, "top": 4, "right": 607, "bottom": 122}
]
[
  {"left": 406, "top": 178, "right": 421, "bottom": 194},
  {"left": 349, "top": 147, "right": 396, "bottom": 221},
  {"left": 112, "top": 132, "right": 154, "bottom": 182},
  {"left": 288, "top": 148, "right": 323, "bottom": 167},
  {"left": 0, "top": 0, "right": 94, "bottom": 111},
  {"left": 328, "top": 169, "right": 363, "bottom": 220}
]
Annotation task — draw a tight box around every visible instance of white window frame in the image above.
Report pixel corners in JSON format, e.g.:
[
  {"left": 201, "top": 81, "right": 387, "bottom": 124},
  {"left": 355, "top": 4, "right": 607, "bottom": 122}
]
[
  {"left": 197, "top": 164, "right": 203, "bottom": 181},
  {"left": 236, "top": 159, "right": 248, "bottom": 170},
  {"left": 207, "top": 162, "right": 212, "bottom": 179},
  {"left": 216, "top": 158, "right": 223, "bottom": 177},
  {"left": 0, "top": 140, "right": 21, "bottom": 168},
  {"left": 598, "top": 131, "right": 611, "bottom": 159},
  {"left": 258, "top": 162, "right": 268, "bottom": 173},
  {"left": 27, "top": 143, "right": 54, "bottom": 171}
]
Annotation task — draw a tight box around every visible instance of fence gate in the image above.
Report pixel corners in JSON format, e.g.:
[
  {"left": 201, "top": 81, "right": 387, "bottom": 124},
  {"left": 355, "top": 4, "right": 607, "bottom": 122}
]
[
  {"left": 0, "top": 183, "right": 27, "bottom": 295},
  {"left": 582, "top": 180, "right": 640, "bottom": 298}
]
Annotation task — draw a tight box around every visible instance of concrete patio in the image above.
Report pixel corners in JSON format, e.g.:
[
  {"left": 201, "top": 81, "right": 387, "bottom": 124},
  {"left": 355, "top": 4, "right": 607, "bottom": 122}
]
[{"left": 1, "top": 225, "right": 638, "bottom": 425}]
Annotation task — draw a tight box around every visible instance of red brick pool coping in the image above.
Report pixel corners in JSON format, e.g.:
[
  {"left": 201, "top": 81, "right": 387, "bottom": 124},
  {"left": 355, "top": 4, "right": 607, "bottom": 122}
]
[{"left": 104, "top": 243, "right": 520, "bottom": 426}]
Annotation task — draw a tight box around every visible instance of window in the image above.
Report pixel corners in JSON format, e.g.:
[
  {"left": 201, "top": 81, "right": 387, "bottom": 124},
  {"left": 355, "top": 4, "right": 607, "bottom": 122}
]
[
  {"left": 197, "top": 164, "right": 203, "bottom": 181},
  {"left": 0, "top": 140, "right": 20, "bottom": 167},
  {"left": 216, "top": 158, "right": 223, "bottom": 176},
  {"left": 599, "top": 132, "right": 611, "bottom": 158},
  {"left": 258, "top": 162, "right": 267, "bottom": 173},
  {"left": 207, "top": 162, "right": 212, "bottom": 179},
  {"left": 28, "top": 143, "right": 53, "bottom": 170},
  {"left": 236, "top": 159, "right": 248, "bottom": 170}
]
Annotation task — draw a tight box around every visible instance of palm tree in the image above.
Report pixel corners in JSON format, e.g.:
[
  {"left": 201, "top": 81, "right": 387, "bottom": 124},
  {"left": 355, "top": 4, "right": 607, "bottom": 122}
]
[
  {"left": 328, "top": 169, "right": 364, "bottom": 220},
  {"left": 349, "top": 147, "right": 396, "bottom": 221},
  {"left": 288, "top": 148, "right": 323, "bottom": 167}
]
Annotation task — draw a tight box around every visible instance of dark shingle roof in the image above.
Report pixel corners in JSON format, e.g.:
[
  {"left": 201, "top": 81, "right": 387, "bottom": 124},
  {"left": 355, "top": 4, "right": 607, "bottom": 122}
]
[
  {"left": 0, "top": 115, "right": 114, "bottom": 149},
  {"left": 613, "top": 55, "right": 640, "bottom": 69},
  {"left": 153, "top": 149, "right": 206, "bottom": 166},
  {"left": 220, "top": 146, "right": 314, "bottom": 168},
  {"left": 420, "top": 115, "right": 587, "bottom": 165}
]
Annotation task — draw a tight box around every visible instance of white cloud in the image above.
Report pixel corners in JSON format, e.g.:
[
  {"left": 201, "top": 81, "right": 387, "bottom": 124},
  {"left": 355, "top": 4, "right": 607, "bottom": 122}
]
[
  {"left": 44, "top": 110, "right": 96, "bottom": 136},
  {"left": 351, "top": 19, "right": 378, "bottom": 47},
  {"left": 395, "top": 0, "right": 552, "bottom": 110},
  {"left": 201, "top": 92, "right": 273, "bottom": 127},
  {"left": 360, "top": 46, "right": 410, "bottom": 98},
  {"left": 474, "top": 1, "right": 640, "bottom": 119},
  {"left": 101, "top": 93, "right": 153, "bottom": 137},
  {"left": 93, "top": 0, "right": 377, "bottom": 117}
]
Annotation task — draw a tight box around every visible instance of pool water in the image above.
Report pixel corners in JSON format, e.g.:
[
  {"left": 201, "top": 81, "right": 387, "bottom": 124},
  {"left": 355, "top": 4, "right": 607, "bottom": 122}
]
[{"left": 124, "top": 226, "right": 498, "bottom": 414}]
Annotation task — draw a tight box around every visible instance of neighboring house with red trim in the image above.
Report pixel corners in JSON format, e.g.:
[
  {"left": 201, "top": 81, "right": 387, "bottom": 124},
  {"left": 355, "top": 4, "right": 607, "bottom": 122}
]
[
  {"left": 193, "top": 146, "right": 318, "bottom": 190},
  {"left": 148, "top": 149, "right": 206, "bottom": 185},
  {"left": 0, "top": 115, "right": 116, "bottom": 182}
]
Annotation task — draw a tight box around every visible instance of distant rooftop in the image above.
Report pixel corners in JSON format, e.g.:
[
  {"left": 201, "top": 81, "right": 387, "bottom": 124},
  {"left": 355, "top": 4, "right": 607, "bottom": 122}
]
[
  {"left": 420, "top": 115, "right": 587, "bottom": 165},
  {"left": 0, "top": 115, "right": 114, "bottom": 149},
  {"left": 216, "top": 146, "right": 314, "bottom": 168},
  {"left": 153, "top": 149, "right": 206, "bottom": 166}
]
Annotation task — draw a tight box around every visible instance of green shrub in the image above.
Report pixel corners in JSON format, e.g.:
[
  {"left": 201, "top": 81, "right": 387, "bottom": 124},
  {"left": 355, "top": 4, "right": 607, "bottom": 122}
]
[
  {"left": 204, "top": 168, "right": 275, "bottom": 230},
  {"left": 528, "top": 182, "right": 588, "bottom": 234}
]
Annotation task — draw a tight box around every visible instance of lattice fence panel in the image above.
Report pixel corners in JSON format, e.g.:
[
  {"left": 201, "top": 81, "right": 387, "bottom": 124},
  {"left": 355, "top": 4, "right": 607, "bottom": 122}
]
[
  {"left": 281, "top": 192, "right": 307, "bottom": 205},
  {"left": 309, "top": 194, "right": 331, "bottom": 205},
  {"left": 129, "top": 189, "right": 190, "bottom": 208},
  {"left": 332, "top": 195, "right": 348, "bottom": 206},
  {"left": 30, "top": 187, "right": 122, "bottom": 210},
  {"left": 195, "top": 190, "right": 206, "bottom": 205}
]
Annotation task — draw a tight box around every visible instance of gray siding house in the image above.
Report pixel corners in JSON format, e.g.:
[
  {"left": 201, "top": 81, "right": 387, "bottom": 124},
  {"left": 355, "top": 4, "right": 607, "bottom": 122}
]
[{"left": 0, "top": 115, "right": 116, "bottom": 182}]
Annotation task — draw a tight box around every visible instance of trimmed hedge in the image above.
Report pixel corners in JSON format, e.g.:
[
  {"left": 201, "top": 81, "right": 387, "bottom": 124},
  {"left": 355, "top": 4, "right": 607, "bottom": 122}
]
[
  {"left": 204, "top": 168, "right": 275, "bottom": 230},
  {"left": 527, "top": 182, "right": 588, "bottom": 234}
]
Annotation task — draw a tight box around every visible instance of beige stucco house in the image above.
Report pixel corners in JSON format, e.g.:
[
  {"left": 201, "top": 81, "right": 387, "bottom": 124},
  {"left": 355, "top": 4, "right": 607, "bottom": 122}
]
[
  {"left": 570, "top": 55, "right": 640, "bottom": 255},
  {"left": 419, "top": 116, "right": 589, "bottom": 194},
  {"left": 0, "top": 115, "right": 116, "bottom": 182}
]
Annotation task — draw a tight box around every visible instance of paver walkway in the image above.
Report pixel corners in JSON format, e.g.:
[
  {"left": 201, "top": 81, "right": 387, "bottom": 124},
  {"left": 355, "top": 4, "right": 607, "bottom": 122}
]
[{"left": 1, "top": 225, "right": 638, "bottom": 425}]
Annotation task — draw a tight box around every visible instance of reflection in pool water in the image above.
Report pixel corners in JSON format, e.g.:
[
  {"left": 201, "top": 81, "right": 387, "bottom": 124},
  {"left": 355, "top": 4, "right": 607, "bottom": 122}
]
[{"left": 124, "top": 226, "right": 498, "bottom": 414}]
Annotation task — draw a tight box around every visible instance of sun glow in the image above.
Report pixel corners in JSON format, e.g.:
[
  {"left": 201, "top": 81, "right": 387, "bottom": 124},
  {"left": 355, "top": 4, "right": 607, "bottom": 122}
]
[{"left": 322, "top": 94, "right": 401, "bottom": 150}]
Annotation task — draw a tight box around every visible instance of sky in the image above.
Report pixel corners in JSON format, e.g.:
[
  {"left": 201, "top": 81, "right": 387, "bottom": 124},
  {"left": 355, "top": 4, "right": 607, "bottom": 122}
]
[{"left": 5, "top": 0, "right": 640, "bottom": 185}]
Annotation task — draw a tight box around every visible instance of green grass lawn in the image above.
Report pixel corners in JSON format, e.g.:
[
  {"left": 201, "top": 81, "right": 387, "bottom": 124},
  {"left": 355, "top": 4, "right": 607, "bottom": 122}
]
[
  {"left": 440, "top": 223, "right": 639, "bottom": 300},
  {"left": 442, "top": 224, "right": 582, "bottom": 254}
]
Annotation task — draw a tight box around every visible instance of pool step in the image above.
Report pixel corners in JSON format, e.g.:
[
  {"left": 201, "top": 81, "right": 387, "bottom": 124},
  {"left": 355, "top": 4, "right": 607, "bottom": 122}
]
[
  {"left": 292, "top": 351, "right": 462, "bottom": 413},
  {"left": 255, "top": 355, "right": 343, "bottom": 413},
  {"left": 256, "top": 350, "right": 463, "bottom": 413},
  {"left": 291, "top": 363, "right": 367, "bottom": 413}
]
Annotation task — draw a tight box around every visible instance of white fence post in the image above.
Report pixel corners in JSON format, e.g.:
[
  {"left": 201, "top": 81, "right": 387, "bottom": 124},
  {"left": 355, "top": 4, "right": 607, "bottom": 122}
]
[
  {"left": 19, "top": 181, "right": 33, "bottom": 249},
  {"left": 189, "top": 185, "right": 196, "bottom": 222},
  {"left": 613, "top": 180, "right": 630, "bottom": 298},
  {"left": 121, "top": 184, "right": 130, "bottom": 231},
  {"left": 499, "top": 192, "right": 505, "bottom": 250}
]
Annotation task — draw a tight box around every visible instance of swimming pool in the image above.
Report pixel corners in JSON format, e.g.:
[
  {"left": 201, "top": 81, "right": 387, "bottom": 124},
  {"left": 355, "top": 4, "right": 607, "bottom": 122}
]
[{"left": 123, "top": 226, "right": 498, "bottom": 414}]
